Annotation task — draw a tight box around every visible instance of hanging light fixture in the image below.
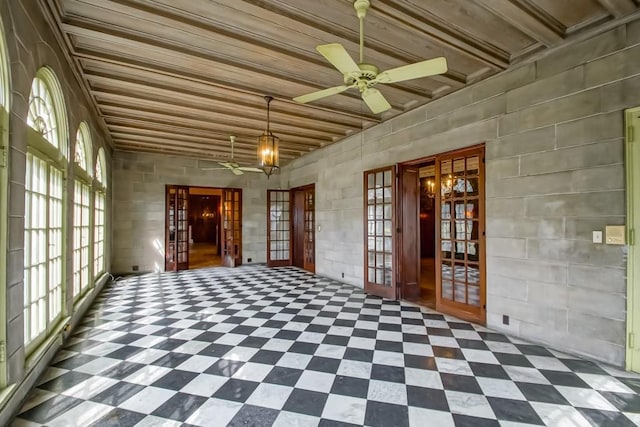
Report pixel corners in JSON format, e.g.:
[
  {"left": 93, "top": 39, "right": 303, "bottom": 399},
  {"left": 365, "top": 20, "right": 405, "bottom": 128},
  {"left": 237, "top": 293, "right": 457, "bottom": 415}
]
[{"left": 257, "top": 95, "right": 280, "bottom": 178}]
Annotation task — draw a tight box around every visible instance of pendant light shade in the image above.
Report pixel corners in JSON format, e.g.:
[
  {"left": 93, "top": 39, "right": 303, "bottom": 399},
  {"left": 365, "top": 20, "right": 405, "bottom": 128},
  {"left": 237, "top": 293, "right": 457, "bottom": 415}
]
[{"left": 257, "top": 95, "right": 280, "bottom": 178}]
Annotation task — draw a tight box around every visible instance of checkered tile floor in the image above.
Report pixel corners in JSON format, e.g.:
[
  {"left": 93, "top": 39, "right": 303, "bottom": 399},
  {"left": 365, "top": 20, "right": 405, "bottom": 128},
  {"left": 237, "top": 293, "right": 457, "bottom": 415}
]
[{"left": 11, "top": 265, "right": 640, "bottom": 426}]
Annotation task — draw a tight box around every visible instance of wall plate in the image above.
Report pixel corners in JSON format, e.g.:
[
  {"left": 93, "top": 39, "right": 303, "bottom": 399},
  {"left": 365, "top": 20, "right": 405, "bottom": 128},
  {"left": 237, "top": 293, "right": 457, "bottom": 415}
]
[{"left": 605, "top": 225, "right": 626, "bottom": 245}]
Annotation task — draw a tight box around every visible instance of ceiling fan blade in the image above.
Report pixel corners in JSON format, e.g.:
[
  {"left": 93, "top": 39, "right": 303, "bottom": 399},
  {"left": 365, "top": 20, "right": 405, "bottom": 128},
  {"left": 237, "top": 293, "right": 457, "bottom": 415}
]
[
  {"left": 293, "top": 84, "right": 352, "bottom": 104},
  {"left": 231, "top": 168, "right": 244, "bottom": 176},
  {"left": 376, "top": 57, "right": 448, "bottom": 84},
  {"left": 200, "top": 167, "right": 229, "bottom": 170},
  {"left": 361, "top": 88, "right": 392, "bottom": 114},
  {"left": 316, "top": 43, "right": 360, "bottom": 75},
  {"left": 238, "top": 167, "right": 265, "bottom": 173},
  {"left": 218, "top": 162, "right": 234, "bottom": 169}
]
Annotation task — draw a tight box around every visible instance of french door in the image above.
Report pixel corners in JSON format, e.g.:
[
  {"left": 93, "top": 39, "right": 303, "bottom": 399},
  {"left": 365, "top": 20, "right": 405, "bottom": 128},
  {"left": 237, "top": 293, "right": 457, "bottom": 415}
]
[
  {"left": 165, "top": 185, "right": 189, "bottom": 271},
  {"left": 365, "top": 147, "right": 485, "bottom": 324},
  {"left": 363, "top": 167, "right": 396, "bottom": 299},
  {"left": 435, "top": 147, "right": 485, "bottom": 323},
  {"left": 267, "top": 190, "right": 291, "bottom": 267},
  {"left": 267, "top": 186, "right": 315, "bottom": 272},
  {"left": 303, "top": 187, "right": 315, "bottom": 272},
  {"left": 222, "top": 188, "right": 242, "bottom": 267}
]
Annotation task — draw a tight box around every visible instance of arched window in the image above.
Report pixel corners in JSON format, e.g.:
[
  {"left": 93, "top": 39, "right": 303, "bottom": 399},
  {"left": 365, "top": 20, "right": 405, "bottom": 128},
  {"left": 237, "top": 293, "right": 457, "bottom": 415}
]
[
  {"left": 73, "top": 122, "right": 93, "bottom": 299},
  {"left": 27, "top": 69, "right": 68, "bottom": 158},
  {"left": 94, "top": 147, "right": 107, "bottom": 278},
  {"left": 74, "top": 123, "right": 92, "bottom": 173},
  {"left": 24, "top": 68, "right": 68, "bottom": 349}
]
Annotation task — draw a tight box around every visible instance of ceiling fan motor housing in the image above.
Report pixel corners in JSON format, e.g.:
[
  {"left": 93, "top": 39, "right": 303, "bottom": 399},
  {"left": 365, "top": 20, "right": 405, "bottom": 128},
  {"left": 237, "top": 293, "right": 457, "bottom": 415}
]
[{"left": 344, "top": 63, "right": 380, "bottom": 91}]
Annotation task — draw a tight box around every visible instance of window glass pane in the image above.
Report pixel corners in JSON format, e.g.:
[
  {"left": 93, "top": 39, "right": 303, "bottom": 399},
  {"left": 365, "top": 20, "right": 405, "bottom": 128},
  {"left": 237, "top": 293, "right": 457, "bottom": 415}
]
[
  {"left": 28, "top": 77, "right": 59, "bottom": 150},
  {"left": 24, "top": 154, "right": 64, "bottom": 346}
]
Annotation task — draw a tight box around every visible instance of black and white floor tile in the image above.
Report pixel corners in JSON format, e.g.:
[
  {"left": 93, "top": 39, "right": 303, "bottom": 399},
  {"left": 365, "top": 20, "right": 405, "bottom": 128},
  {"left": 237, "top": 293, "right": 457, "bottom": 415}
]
[{"left": 11, "top": 265, "right": 640, "bottom": 426}]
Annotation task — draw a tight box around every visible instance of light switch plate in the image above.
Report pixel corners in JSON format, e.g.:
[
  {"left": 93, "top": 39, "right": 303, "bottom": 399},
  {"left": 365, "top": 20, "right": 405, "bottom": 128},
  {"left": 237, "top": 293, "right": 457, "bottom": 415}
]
[
  {"left": 592, "top": 231, "right": 603, "bottom": 244},
  {"left": 605, "top": 225, "right": 626, "bottom": 245}
]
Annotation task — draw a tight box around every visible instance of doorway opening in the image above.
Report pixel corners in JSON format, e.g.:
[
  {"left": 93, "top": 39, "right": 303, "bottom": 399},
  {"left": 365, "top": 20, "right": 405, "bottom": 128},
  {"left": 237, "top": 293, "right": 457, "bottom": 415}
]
[
  {"left": 165, "top": 185, "right": 242, "bottom": 271},
  {"left": 418, "top": 162, "right": 437, "bottom": 308},
  {"left": 188, "top": 188, "right": 222, "bottom": 269}
]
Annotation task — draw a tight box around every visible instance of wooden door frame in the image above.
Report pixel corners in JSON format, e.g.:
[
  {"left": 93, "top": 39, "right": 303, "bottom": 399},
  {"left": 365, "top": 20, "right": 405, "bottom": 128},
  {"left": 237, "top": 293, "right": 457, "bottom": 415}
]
[
  {"left": 222, "top": 188, "right": 243, "bottom": 267},
  {"left": 165, "top": 185, "right": 190, "bottom": 272},
  {"left": 397, "top": 157, "right": 436, "bottom": 301},
  {"left": 626, "top": 107, "right": 640, "bottom": 372},
  {"left": 396, "top": 165, "right": 420, "bottom": 300},
  {"left": 396, "top": 144, "right": 486, "bottom": 325},
  {"left": 292, "top": 184, "right": 315, "bottom": 273},
  {"left": 435, "top": 145, "right": 486, "bottom": 324},
  {"left": 266, "top": 185, "right": 316, "bottom": 272},
  {"left": 267, "top": 189, "right": 293, "bottom": 267}
]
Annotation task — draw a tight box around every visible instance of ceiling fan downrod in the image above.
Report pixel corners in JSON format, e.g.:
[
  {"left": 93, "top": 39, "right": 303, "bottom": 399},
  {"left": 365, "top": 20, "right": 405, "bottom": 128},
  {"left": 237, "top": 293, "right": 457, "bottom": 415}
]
[{"left": 354, "top": 0, "right": 370, "bottom": 64}]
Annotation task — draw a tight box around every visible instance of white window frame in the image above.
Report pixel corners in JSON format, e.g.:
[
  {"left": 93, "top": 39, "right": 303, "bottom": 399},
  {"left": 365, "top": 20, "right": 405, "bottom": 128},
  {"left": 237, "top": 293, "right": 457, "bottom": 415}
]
[
  {"left": 94, "top": 148, "right": 107, "bottom": 279},
  {"left": 73, "top": 123, "right": 93, "bottom": 300},
  {"left": 0, "top": 14, "right": 11, "bottom": 387},
  {"left": 24, "top": 68, "right": 68, "bottom": 353}
]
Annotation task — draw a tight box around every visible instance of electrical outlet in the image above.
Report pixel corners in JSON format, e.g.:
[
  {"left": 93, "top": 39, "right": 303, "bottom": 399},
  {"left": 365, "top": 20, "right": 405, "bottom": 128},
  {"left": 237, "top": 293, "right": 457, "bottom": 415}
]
[
  {"left": 341, "top": 273, "right": 344, "bottom": 278},
  {"left": 132, "top": 265, "right": 139, "bottom": 271},
  {"left": 247, "top": 258, "right": 252, "bottom": 263},
  {"left": 502, "top": 315, "right": 510, "bottom": 325}
]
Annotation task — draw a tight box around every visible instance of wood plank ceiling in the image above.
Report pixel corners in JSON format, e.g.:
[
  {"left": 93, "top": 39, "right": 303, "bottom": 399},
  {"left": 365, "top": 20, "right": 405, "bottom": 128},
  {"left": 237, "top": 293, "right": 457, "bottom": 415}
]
[{"left": 40, "top": 0, "right": 639, "bottom": 166}]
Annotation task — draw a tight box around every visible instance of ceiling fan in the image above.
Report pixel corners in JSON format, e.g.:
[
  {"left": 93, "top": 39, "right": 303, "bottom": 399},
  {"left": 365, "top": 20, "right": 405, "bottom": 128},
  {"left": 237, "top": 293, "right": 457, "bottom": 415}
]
[
  {"left": 293, "top": 0, "right": 448, "bottom": 114},
  {"left": 201, "top": 136, "right": 264, "bottom": 175}
]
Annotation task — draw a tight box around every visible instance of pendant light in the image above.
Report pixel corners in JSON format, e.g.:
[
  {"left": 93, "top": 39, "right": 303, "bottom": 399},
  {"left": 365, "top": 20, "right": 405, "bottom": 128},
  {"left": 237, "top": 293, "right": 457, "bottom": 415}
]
[{"left": 257, "top": 95, "right": 280, "bottom": 178}]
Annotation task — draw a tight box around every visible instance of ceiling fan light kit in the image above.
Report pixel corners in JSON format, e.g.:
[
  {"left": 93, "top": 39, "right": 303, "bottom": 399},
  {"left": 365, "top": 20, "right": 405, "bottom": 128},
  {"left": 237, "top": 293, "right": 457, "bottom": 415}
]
[{"left": 293, "top": 0, "right": 448, "bottom": 114}]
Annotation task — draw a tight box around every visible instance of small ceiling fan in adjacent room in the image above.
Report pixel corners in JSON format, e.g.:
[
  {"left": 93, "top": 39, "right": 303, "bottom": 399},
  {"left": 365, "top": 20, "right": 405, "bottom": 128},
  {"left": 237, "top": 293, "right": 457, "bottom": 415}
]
[
  {"left": 201, "top": 136, "right": 264, "bottom": 175},
  {"left": 293, "top": 0, "right": 448, "bottom": 114}
]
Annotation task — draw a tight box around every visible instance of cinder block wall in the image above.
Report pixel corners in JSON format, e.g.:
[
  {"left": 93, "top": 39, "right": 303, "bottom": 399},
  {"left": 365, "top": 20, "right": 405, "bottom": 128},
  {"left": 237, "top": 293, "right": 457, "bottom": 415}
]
[
  {"left": 280, "top": 22, "right": 640, "bottom": 366},
  {"left": 111, "top": 151, "right": 281, "bottom": 274}
]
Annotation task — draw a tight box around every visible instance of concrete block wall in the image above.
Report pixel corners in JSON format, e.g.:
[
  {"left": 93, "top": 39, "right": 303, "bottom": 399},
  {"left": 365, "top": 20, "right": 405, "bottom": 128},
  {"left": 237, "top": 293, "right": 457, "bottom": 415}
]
[
  {"left": 111, "top": 151, "right": 281, "bottom": 274},
  {"left": 280, "top": 21, "right": 640, "bottom": 366},
  {"left": 0, "top": 0, "right": 113, "bottom": 423}
]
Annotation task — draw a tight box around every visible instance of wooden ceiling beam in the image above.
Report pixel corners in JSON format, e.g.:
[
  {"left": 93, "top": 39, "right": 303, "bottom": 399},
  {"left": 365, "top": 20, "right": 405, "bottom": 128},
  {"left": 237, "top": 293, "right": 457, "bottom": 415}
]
[
  {"left": 75, "top": 52, "right": 382, "bottom": 124},
  {"left": 595, "top": 0, "right": 637, "bottom": 17},
  {"left": 113, "top": 141, "right": 259, "bottom": 161},
  {"left": 473, "top": 0, "right": 564, "bottom": 47},
  {"left": 107, "top": 128, "right": 301, "bottom": 157},
  {"left": 95, "top": 95, "right": 340, "bottom": 142},
  {"left": 119, "top": 0, "right": 466, "bottom": 89},
  {"left": 85, "top": 73, "right": 363, "bottom": 131},
  {"left": 100, "top": 110, "right": 328, "bottom": 148},
  {"left": 111, "top": 133, "right": 296, "bottom": 159},
  {"left": 89, "top": 84, "right": 355, "bottom": 136},
  {"left": 369, "top": 0, "right": 510, "bottom": 69},
  {"left": 62, "top": 22, "right": 414, "bottom": 111},
  {"left": 234, "top": 0, "right": 470, "bottom": 85},
  {"left": 105, "top": 115, "right": 330, "bottom": 149}
]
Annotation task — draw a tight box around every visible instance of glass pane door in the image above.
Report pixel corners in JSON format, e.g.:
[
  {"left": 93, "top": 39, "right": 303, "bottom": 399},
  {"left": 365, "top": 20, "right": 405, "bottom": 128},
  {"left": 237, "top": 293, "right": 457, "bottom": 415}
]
[
  {"left": 436, "top": 148, "right": 485, "bottom": 323},
  {"left": 165, "top": 185, "right": 189, "bottom": 271},
  {"left": 303, "top": 186, "right": 315, "bottom": 273},
  {"left": 364, "top": 166, "right": 396, "bottom": 299},
  {"left": 176, "top": 187, "right": 189, "bottom": 270},
  {"left": 222, "top": 188, "right": 242, "bottom": 267},
  {"left": 267, "top": 190, "right": 291, "bottom": 267}
]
